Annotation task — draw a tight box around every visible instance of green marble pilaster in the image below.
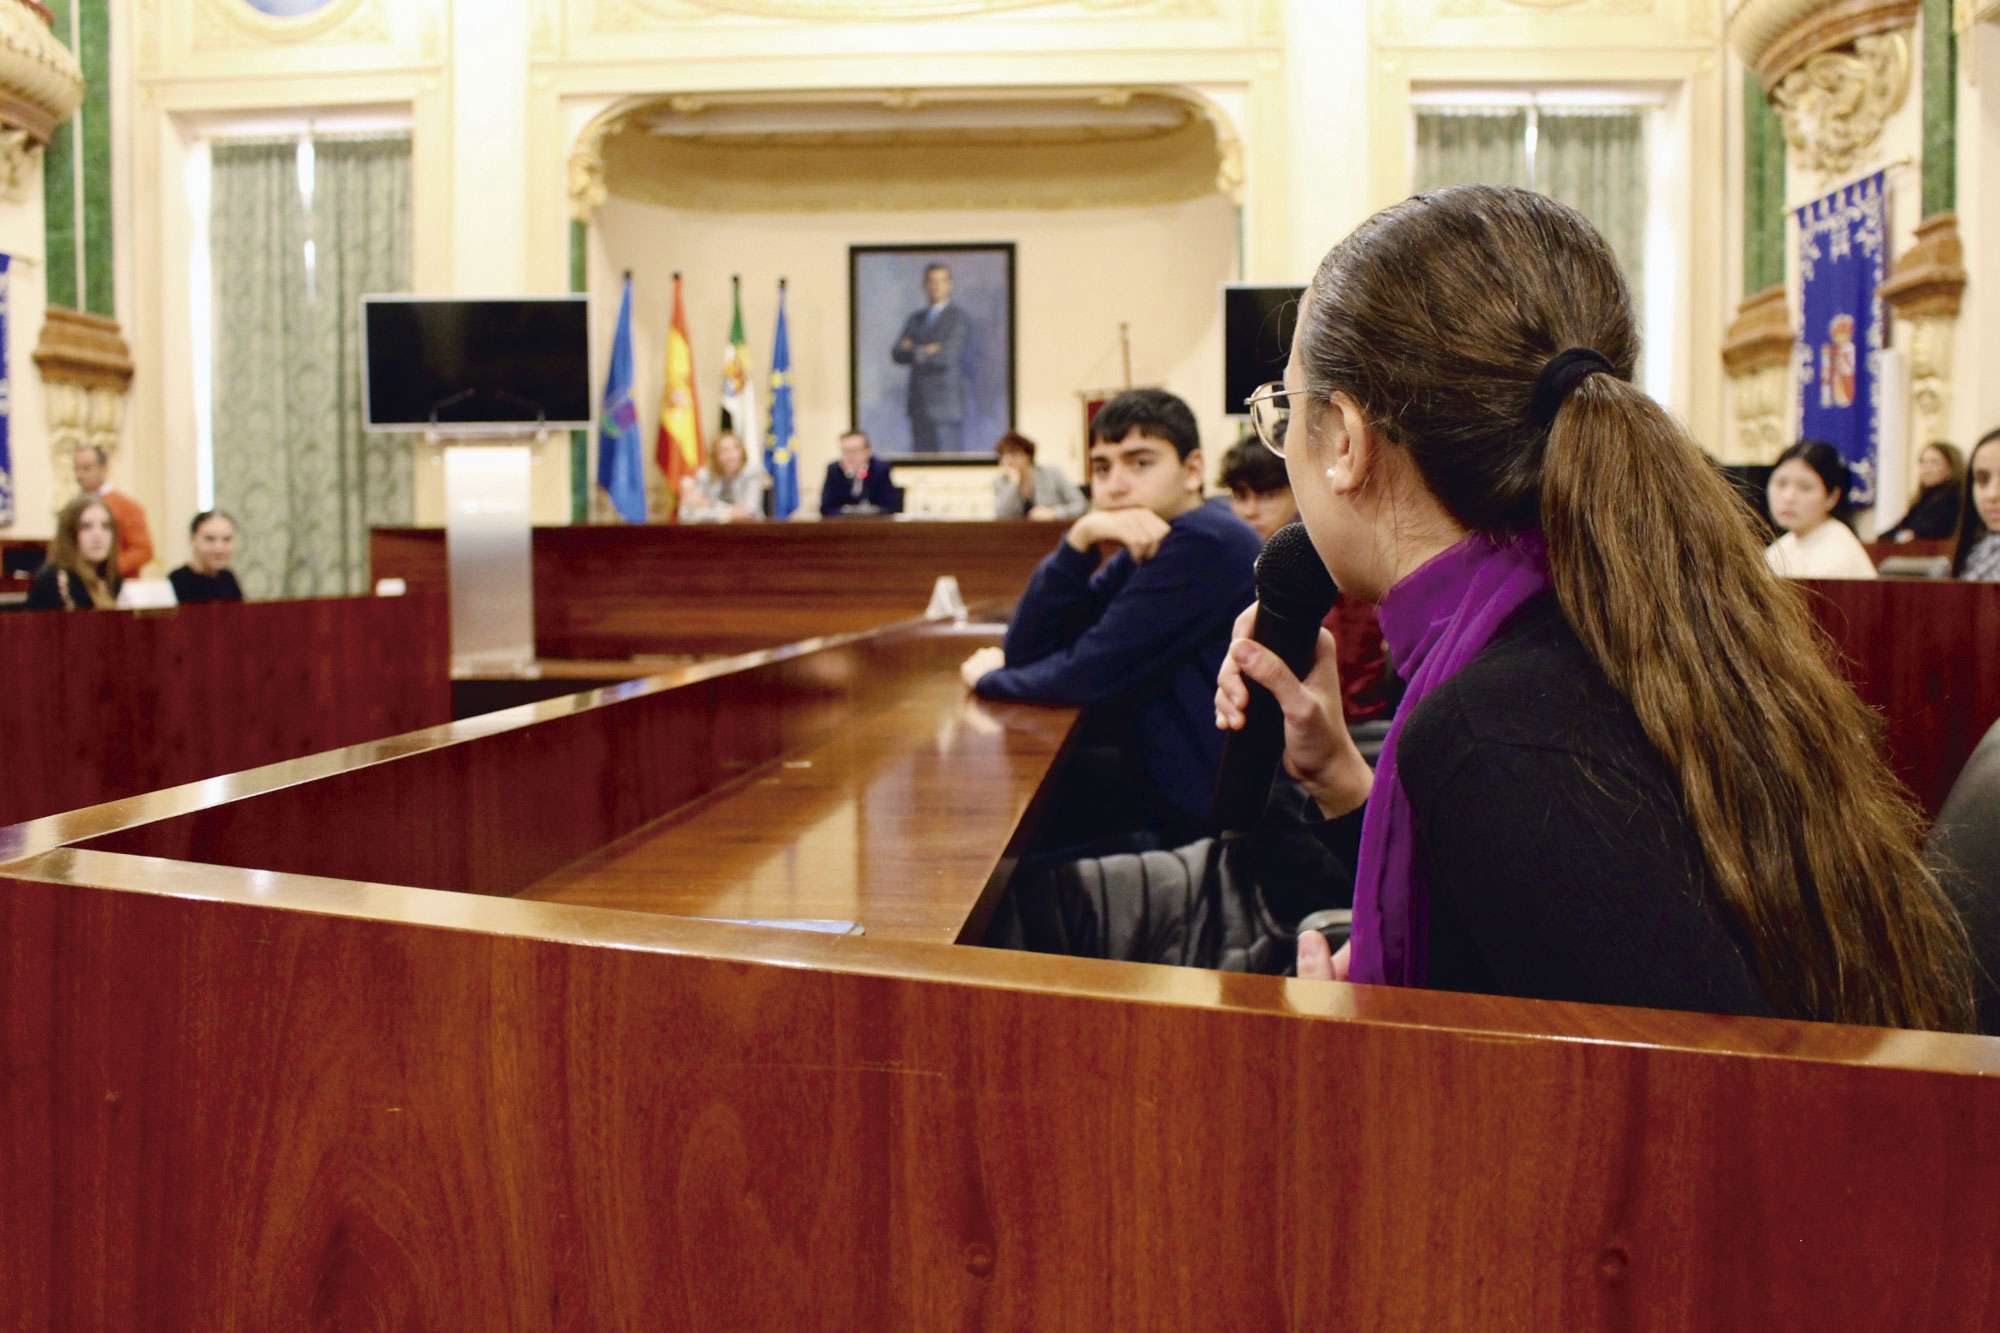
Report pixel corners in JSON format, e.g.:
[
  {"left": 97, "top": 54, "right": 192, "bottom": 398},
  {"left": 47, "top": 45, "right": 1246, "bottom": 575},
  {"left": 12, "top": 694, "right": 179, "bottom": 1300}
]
[
  {"left": 42, "top": 0, "right": 77, "bottom": 309},
  {"left": 40, "top": 0, "right": 112, "bottom": 316},
  {"left": 570, "top": 217, "right": 587, "bottom": 523},
  {"left": 1743, "top": 70, "right": 1788, "bottom": 295},
  {"left": 1921, "top": 0, "right": 1956, "bottom": 217}
]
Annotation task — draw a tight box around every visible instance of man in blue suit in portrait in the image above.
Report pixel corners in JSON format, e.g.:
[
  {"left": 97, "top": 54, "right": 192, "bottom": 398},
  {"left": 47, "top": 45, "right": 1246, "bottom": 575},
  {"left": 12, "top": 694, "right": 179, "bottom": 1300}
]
[{"left": 890, "top": 263, "right": 971, "bottom": 454}]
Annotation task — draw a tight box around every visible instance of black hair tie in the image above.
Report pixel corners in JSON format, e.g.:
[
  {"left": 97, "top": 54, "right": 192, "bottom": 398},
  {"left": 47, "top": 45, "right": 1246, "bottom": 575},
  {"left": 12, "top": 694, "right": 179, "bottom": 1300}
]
[{"left": 1528, "top": 347, "right": 1616, "bottom": 429}]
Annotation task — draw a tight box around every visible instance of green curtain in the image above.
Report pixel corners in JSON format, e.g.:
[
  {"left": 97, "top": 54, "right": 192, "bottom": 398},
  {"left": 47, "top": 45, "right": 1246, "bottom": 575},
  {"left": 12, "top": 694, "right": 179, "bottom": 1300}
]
[
  {"left": 1413, "top": 108, "right": 1530, "bottom": 193},
  {"left": 1537, "top": 109, "right": 1648, "bottom": 325},
  {"left": 211, "top": 135, "right": 413, "bottom": 598}
]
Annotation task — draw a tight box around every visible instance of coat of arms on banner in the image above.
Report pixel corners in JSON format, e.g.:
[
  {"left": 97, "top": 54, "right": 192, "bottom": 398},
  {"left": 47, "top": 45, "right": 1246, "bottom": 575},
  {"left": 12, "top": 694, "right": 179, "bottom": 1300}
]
[{"left": 1794, "top": 172, "right": 1887, "bottom": 507}]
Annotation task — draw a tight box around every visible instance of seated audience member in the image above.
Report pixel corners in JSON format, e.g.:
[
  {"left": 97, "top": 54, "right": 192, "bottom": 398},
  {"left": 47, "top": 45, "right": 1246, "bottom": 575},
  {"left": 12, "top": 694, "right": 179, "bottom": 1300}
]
[
  {"left": 26, "top": 494, "right": 121, "bottom": 611},
  {"left": 1951, "top": 428, "right": 2000, "bottom": 581},
  {"left": 991, "top": 432, "right": 1086, "bottom": 520},
  {"left": 681, "top": 431, "right": 767, "bottom": 523},
  {"left": 1220, "top": 434, "right": 1400, "bottom": 726},
  {"left": 1215, "top": 184, "right": 1979, "bottom": 1029},
  {"left": 1764, "top": 439, "right": 1877, "bottom": 579},
  {"left": 818, "top": 431, "right": 902, "bottom": 517},
  {"left": 72, "top": 443, "right": 152, "bottom": 578},
  {"left": 168, "top": 510, "right": 245, "bottom": 604},
  {"left": 1218, "top": 436, "right": 1299, "bottom": 541},
  {"left": 958, "top": 387, "right": 1261, "bottom": 834},
  {"left": 992, "top": 434, "right": 1088, "bottom": 520},
  {"left": 1887, "top": 442, "right": 1964, "bottom": 542}
]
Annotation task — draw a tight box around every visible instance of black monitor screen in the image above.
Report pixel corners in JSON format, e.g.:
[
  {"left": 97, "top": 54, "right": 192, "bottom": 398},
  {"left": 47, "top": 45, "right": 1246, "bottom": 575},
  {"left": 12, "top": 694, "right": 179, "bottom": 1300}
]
[
  {"left": 1222, "top": 285, "right": 1304, "bottom": 418},
  {"left": 363, "top": 297, "right": 592, "bottom": 429}
]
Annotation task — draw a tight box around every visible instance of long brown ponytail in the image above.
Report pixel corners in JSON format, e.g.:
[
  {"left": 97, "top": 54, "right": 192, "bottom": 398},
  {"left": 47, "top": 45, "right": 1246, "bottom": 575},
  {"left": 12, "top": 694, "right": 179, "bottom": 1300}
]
[{"left": 1299, "top": 184, "right": 1973, "bottom": 1031}]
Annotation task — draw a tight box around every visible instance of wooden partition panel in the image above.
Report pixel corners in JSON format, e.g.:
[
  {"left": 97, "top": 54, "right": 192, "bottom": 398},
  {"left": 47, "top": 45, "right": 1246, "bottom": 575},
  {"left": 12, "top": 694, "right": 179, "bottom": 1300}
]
[
  {"left": 371, "top": 521, "right": 1060, "bottom": 656},
  {"left": 4, "top": 855, "right": 1998, "bottom": 1329},
  {"left": 1801, "top": 578, "right": 2000, "bottom": 813},
  {"left": 56, "top": 619, "right": 1071, "bottom": 942},
  {"left": 0, "top": 595, "right": 449, "bottom": 828}
]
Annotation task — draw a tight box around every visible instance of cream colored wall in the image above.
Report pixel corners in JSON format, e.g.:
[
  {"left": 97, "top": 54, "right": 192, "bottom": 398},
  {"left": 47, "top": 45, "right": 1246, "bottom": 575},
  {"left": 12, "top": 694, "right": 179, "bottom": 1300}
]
[
  {"left": 593, "top": 193, "right": 1239, "bottom": 514},
  {"left": 111, "top": 0, "right": 1746, "bottom": 533},
  {"left": 1960, "top": 17, "right": 2000, "bottom": 448},
  {"left": 1366, "top": 0, "right": 1729, "bottom": 451}
]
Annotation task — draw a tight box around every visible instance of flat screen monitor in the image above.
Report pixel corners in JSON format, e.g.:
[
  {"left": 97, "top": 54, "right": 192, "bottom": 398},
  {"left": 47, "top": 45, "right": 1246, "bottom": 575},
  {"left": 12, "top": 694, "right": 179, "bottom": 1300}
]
[
  {"left": 1222, "top": 284, "right": 1304, "bottom": 418},
  {"left": 363, "top": 295, "right": 592, "bottom": 432}
]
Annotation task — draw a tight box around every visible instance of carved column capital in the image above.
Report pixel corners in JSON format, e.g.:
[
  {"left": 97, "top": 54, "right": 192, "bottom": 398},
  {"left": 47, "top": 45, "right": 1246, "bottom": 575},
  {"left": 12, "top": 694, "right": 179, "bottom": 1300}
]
[
  {"left": 1723, "top": 284, "right": 1797, "bottom": 377},
  {"left": 1880, "top": 211, "right": 1967, "bottom": 318},
  {"left": 33, "top": 308, "right": 135, "bottom": 461}
]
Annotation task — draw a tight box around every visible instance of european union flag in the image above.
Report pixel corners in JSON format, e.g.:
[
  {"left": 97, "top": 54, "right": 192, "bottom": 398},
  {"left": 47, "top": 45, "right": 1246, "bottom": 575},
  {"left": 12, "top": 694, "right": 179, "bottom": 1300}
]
[
  {"left": 597, "top": 275, "right": 646, "bottom": 523},
  {"left": 766, "top": 279, "right": 800, "bottom": 519}
]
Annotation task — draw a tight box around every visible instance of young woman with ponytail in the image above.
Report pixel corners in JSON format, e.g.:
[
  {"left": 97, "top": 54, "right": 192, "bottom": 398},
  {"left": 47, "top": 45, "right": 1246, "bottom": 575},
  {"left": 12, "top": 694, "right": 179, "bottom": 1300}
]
[{"left": 1216, "top": 184, "right": 1983, "bottom": 1032}]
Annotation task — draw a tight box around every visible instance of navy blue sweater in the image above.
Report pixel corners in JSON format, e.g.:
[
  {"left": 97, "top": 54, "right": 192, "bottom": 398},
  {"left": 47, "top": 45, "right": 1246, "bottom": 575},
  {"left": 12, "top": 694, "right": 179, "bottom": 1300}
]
[{"left": 976, "top": 499, "right": 1260, "bottom": 826}]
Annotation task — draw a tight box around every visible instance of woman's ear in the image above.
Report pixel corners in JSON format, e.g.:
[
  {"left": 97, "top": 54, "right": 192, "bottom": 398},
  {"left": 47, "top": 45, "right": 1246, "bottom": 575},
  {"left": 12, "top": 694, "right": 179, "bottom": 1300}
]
[{"left": 1323, "top": 392, "right": 1376, "bottom": 496}]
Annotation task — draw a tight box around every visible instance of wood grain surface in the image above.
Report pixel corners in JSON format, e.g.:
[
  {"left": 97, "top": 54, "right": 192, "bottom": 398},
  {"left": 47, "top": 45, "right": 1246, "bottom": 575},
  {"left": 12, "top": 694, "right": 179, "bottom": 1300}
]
[
  {"left": 1800, "top": 578, "right": 2000, "bottom": 813},
  {"left": 4, "top": 850, "right": 1998, "bottom": 1330},
  {"left": 0, "top": 595, "right": 450, "bottom": 829},
  {"left": 369, "top": 520, "right": 1061, "bottom": 656},
  {"left": 53, "top": 618, "right": 1074, "bottom": 943}
]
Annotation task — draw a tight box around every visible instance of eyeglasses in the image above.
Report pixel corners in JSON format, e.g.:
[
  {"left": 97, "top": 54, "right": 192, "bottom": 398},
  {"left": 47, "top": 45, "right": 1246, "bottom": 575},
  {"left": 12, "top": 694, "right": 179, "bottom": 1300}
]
[{"left": 1244, "top": 381, "right": 1298, "bottom": 457}]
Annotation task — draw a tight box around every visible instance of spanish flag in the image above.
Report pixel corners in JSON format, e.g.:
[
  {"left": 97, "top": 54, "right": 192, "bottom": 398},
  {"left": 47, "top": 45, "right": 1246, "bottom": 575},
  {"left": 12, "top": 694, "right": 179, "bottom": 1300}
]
[{"left": 656, "top": 272, "right": 703, "bottom": 520}]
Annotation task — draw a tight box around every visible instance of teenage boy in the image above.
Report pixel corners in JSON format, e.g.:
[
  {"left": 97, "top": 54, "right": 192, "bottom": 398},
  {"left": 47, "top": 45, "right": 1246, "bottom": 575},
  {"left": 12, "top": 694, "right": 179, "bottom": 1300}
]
[{"left": 960, "top": 388, "right": 1260, "bottom": 833}]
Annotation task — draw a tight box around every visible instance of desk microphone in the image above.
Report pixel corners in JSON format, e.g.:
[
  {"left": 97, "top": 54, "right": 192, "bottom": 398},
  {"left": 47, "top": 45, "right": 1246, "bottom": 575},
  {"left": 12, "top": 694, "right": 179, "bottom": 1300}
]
[{"left": 1211, "top": 522, "right": 1340, "bottom": 835}]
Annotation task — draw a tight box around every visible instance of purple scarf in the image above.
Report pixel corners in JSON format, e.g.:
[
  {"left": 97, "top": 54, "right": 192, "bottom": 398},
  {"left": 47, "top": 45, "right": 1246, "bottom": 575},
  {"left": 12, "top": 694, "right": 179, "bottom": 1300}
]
[{"left": 1348, "top": 531, "right": 1553, "bottom": 986}]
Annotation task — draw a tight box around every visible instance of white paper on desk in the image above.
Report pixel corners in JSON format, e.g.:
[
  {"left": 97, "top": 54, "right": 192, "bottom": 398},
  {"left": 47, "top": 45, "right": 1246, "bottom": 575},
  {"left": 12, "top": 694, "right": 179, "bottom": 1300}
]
[{"left": 700, "top": 917, "right": 865, "bottom": 936}]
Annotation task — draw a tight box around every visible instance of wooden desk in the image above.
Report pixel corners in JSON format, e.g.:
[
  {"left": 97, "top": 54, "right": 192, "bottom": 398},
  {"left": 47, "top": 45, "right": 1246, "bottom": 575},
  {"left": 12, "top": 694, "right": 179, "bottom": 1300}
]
[
  {"left": 1800, "top": 578, "right": 2000, "bottom": 813},
  {"left": 5, "top": 607, "right": 2000, "bottom": 1323},
  {"left": 370, "top": 519, "right": 1061, "bottom": 656},
  {"left": 0, "top": 594, "right": 450, "bottom": 828}
]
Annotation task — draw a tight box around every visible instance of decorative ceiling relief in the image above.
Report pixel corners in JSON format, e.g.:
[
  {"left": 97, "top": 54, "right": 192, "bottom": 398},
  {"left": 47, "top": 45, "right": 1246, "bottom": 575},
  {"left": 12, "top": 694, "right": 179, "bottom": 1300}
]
[
  {"left": 192, "top": 0, "right": 387, "bottom": 48},
  {"left": 602, "top": 0, "right": 1217, "bottom": 23},
  {"left": 1770, "top": 31, "right": 1911, "bottom": 174},
  {"left": 1438, "top": 0, "right": 1655, "bottom": 15},
  {"left": 571, "top": 89, "right": 1231, "bottom": 218}
]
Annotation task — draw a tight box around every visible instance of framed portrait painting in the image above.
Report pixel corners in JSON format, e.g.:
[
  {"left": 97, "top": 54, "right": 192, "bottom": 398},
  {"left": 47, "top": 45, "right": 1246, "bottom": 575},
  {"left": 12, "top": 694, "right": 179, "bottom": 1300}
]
[{"left": 849, "top": 243, "right": 1016, "bottom": 464}]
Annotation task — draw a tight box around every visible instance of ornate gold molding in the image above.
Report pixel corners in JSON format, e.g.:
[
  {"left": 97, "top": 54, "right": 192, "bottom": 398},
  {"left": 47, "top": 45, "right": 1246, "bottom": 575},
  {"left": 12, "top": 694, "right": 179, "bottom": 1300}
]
[
  {"left": 1722, "top": 284, "right": 1796, "bottom": 377},
  {"left": 1880, "top": 212, "right": 1966, "bottom": 319},
  {"left": 611, "top": 0, "right": 1216, "bottom": 18},
  {"left": 1731, "top": 0, "right": 1919, "bottom": 84},
  {"left": 33, "top": 308, "right": 135, "bottom": 462},
  {"left": 191, "top": 0, "right": 386, "bottom": 49},
  {"left": 1956, "top": 0, "right": 2000, "bottom": 32},
  {"left": 0, "top": 0, "right": 81, "bottom": 152},
  {"left": 568, "top": 109, "right": 631, "bottom": 223},
  {"left": 1723, "top": 286, "right": 1796, "bottom": 465},
  {"left": 1769, "top": 31, "right": 1911, "bottom": 175}
]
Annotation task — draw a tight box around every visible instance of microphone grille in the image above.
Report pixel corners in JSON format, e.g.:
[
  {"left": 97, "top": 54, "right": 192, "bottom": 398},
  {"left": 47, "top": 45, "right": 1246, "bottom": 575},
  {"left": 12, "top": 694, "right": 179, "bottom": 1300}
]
[{"left": 1253, "top": 521, "right": 1339, "bottom": 616}]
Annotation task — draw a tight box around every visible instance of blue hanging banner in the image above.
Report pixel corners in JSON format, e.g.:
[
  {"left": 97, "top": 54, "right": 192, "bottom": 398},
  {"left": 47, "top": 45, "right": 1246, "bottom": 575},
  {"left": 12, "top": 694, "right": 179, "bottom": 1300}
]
[
  {"left": 0, "top": 253, "right": 11, "bottom": 527},
  {"left": 1793, "top": 170, "right": 1887, "bottom": 507}
]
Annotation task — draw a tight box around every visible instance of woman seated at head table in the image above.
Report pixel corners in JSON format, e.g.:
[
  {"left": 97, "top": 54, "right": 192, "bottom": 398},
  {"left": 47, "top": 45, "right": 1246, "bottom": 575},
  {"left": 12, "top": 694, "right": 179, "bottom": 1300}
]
[
  {"left": 25, "top": 494, "right": 121, "bottom": 611},
  {"left": 1951, "top": 428, "right": 2000, "bottom": 582},
  {"left": 167, "top": 509, "right": 245, "bottom": 604},
  {"left": 1763, "top": 439, "right": 1877, "bottom": 580},
  {"left": 992, "top": 431, "right": 1087, "bottom": 520},
  {"left": 1885, "top": 441, "right": 1964, "bottom": 543},
  {"left": 1214, "top": 184, "right": 1983, "bottom": 1032},
  {"left": 679, "top": 431, "right": 767, "bottom": 523}
]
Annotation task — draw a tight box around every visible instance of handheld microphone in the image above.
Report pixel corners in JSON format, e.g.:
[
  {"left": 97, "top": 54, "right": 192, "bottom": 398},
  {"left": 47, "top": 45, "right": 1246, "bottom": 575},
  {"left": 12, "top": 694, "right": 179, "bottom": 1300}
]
[{"left": 1211, "top": 522, "right": 1341, "bottom": 835}]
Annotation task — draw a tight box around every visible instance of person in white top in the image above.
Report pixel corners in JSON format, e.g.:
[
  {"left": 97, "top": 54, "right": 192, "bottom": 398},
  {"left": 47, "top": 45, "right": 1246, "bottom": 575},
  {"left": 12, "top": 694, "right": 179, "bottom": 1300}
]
[{"left": 1764, "top": 439, "right": 1878, "bottom": 580}]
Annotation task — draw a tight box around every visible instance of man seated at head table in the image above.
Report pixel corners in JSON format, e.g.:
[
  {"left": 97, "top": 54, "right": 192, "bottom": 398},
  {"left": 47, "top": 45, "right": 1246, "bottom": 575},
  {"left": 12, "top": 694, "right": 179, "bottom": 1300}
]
[
  {"left": 958, "top": 387, "right": 1262, "bottom": 839},
  {"left": 819, "top": 430, "right": 903, "bottom": 517},
  {"left": 992, "top": 431, "right": 1087, "bottom": 520}
]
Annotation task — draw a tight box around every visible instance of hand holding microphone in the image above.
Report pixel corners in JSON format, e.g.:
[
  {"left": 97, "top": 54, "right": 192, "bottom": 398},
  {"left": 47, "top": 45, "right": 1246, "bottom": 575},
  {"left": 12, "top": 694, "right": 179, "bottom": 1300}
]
[{"left": 1212, "top": 523, "right": 1374, "bottom": 830}]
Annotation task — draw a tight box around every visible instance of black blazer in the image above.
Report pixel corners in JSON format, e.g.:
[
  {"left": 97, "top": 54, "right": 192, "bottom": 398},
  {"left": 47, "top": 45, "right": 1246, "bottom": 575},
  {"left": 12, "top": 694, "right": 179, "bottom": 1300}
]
[{"left": 818, "top": 460, "right": 902, "bottom": 516}]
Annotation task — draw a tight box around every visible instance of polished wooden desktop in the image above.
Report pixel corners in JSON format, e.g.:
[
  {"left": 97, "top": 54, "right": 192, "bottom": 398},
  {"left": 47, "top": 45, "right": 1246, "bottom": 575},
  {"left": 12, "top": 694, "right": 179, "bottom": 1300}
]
[
  {"left": 0, "top": 593, "right": 450, "bottom": 828},
  {"left": 5, "top": 602, "right": 2000, "bottom": 1326},
  {"left": 1801, "top": 576, "right": 2000, "bottom": 814},
  {"left": 370, "top": 519, "right": 1063, "bottom": 657}
]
